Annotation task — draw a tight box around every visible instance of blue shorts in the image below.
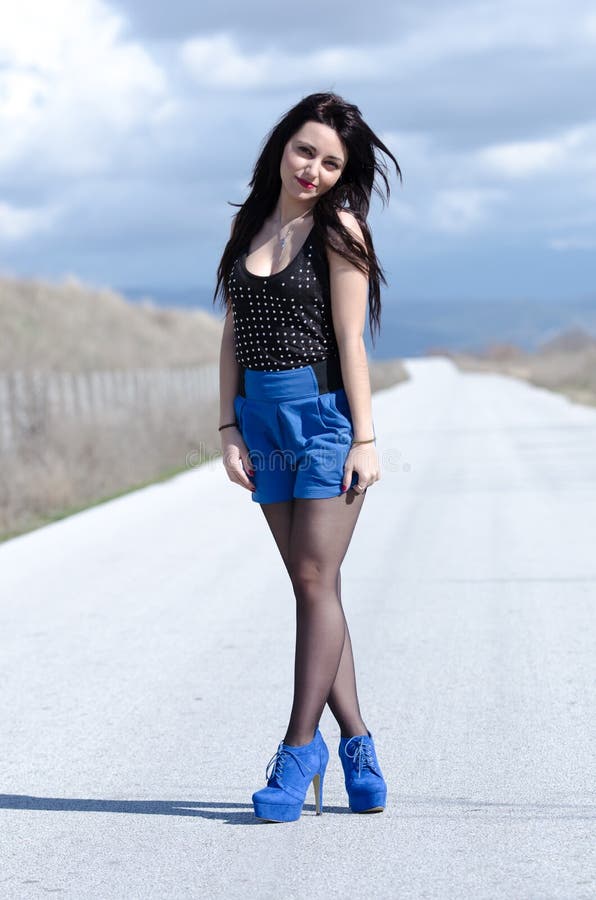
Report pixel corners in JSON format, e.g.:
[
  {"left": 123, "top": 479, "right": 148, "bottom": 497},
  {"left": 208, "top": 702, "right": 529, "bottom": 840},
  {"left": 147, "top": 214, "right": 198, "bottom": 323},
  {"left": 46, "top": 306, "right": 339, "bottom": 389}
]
[{"left": 233, "top": 360, "right": 360, "bottom": 504}]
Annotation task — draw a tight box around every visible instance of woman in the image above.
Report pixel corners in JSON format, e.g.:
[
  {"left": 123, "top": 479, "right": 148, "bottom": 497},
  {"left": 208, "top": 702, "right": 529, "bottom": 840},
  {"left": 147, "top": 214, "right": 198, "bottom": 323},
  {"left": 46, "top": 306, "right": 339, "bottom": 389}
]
[{"left": 214, "top": 92, "right": 401, "bottom": 822}]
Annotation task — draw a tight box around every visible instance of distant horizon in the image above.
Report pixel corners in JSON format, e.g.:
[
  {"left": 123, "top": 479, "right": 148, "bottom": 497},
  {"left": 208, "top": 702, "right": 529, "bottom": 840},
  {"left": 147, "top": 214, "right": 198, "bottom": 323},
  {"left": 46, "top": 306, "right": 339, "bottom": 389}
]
[
  {"left": 114, "top": 283, "right": 596, "bottom": 359},
  {"left": 115, "top": 282, "right": 596, "bottom": 310}
]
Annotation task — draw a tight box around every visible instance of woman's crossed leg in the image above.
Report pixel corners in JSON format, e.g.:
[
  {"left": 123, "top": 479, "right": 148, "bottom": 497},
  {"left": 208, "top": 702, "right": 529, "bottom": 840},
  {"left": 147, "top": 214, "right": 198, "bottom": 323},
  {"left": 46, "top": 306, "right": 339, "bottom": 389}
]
[{"left": 260, "top": 493, "right": 368, "bottom": 746}]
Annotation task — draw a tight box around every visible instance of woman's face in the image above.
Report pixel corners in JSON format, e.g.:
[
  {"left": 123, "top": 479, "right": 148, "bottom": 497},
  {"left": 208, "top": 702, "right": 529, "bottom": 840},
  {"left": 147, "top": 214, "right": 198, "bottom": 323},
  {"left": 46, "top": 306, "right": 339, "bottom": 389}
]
[{"left": 280, "top": 121, "right": 347, "bottom": 202}]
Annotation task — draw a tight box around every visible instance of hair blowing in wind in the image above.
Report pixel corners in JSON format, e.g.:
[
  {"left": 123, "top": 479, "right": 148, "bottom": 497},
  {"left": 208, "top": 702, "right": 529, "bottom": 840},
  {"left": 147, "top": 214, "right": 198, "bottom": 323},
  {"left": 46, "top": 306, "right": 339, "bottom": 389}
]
[{"left": 214, "top": 92, "right": 402, "bottom": 344}]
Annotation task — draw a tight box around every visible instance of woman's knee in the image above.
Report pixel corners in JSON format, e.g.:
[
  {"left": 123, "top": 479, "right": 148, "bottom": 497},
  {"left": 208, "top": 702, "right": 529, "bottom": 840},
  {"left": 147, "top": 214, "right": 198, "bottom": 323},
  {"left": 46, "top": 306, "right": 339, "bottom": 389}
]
[{"left": 289, "top": 557, "right": 338, "bottom": 599}]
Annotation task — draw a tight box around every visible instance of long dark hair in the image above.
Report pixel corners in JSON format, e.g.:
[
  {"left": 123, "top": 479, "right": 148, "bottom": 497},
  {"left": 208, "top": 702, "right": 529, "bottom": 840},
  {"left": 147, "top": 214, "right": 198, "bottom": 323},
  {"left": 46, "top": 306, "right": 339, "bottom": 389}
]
[{"left": 213, "top": 92, "right": 402, "bottom": 343}]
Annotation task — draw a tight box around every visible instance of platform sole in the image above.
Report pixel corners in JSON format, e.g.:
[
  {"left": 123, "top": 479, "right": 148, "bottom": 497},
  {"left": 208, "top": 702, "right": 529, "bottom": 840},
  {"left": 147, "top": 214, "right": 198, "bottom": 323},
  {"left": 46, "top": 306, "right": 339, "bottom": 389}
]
[
  {"left": 253, "top": 772, "right": 324, "bottom": 822},
  {"left": 349, "top": 790, "right": 387, "bottom": 814}
]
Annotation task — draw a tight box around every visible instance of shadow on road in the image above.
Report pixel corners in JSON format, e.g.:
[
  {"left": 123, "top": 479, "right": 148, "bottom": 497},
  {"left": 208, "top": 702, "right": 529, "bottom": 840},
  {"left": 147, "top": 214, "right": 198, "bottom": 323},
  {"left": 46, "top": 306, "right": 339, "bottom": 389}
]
[
  {"left": 3, "top": 793, "right": 592, "bottom": 823},
  {"left": 0, "top": 794, "right": 354, "bottom": 825}
]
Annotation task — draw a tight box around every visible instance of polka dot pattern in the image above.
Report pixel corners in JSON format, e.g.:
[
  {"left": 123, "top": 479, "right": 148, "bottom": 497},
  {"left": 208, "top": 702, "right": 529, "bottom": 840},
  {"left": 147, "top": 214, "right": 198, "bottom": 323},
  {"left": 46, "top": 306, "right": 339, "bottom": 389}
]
[{"left": 228, "top": 229, "right": 340, "bottom": 370}]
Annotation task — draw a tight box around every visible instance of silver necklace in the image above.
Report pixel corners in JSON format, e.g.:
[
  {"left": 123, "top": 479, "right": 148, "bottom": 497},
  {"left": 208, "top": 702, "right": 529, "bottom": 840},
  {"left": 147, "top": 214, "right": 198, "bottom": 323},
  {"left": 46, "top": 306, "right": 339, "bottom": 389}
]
[{"left": 277, "top": 210, "right": 313, "bottom": 252}]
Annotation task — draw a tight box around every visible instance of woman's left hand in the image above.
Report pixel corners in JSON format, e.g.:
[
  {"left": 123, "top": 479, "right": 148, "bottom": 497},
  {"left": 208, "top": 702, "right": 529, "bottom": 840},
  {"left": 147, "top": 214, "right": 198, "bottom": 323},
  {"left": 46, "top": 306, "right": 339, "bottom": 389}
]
[{"left": 342, "top": 443, "right": 381, "bottom": 495}]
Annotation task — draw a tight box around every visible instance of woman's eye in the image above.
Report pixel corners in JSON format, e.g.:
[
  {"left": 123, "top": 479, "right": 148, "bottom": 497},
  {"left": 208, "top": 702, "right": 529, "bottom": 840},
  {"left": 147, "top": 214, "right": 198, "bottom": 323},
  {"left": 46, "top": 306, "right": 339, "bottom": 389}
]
[{"left": 296, "top": 146, "right": 339, "bottom": 169}]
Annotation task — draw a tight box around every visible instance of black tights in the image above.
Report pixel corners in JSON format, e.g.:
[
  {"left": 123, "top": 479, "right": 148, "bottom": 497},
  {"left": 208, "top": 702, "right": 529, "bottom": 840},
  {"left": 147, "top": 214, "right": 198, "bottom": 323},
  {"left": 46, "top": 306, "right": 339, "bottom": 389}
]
[{"left": 260, "top": 492, "right": 368, "bottom": 746}]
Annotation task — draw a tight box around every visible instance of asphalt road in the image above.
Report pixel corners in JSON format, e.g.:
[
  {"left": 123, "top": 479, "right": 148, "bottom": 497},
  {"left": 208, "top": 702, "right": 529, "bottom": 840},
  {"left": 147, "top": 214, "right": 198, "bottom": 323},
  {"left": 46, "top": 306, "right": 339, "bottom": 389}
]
[{"left": 0, "top": 357, "right": 594, "bottom": 899}]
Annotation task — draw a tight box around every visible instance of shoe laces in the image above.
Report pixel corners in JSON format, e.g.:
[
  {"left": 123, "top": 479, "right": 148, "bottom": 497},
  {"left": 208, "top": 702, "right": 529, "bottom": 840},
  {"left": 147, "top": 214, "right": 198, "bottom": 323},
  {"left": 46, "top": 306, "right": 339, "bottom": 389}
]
[
  {"left": 265, "top": 742, "right": 310, "bottom": 786},
  {"left": 344, "top": 736, "right": 381, "bottom": 777}
]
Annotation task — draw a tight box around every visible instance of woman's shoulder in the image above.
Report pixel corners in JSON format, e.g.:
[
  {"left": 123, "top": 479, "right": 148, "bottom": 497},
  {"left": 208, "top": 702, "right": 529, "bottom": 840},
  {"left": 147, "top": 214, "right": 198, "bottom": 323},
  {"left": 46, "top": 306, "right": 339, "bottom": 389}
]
[
  {"left": 336, "top": 208, "right": 365, "bottom": 239},
  {"left": 323, "top": 209, "right": 366, "bottom": 256}
]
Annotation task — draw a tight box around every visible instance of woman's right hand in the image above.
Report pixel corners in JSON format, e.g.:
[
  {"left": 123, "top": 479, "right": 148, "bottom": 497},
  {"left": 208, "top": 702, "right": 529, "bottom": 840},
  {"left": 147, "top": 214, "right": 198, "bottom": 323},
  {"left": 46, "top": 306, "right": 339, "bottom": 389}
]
[{"left": 221, "top": 427, "right": 256, "bottom": 492}]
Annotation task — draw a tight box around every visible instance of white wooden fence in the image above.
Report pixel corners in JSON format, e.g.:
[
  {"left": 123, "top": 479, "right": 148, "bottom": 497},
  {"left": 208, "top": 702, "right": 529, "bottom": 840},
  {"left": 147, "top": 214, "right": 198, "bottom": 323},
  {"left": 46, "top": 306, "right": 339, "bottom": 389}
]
[{"left": 0, "top": 365, "right": 219, "bottom": 451}]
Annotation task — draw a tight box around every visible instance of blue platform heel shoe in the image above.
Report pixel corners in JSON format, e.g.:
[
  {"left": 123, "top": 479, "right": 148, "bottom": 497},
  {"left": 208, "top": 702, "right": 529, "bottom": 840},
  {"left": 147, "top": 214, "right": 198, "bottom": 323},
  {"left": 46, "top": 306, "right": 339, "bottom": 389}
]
[
  {"left": 338, "top": 731, "right": 387, "bottom": 813},
  {"left": 252, "top": 728, "right": 329, "bottom": 822}
]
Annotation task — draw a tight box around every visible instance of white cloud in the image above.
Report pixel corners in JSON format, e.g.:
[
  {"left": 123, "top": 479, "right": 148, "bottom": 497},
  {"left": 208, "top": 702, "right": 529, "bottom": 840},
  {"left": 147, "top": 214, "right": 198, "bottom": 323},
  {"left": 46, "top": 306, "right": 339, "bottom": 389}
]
[
  {"left": 379, "top": 130, "right": 510, "bottom": 234},
  {"left": 583, "top": 12, "right": 596, "bottom": 41},
  {"left": 477, "top": 139, "right": 567, "bottom": 179},
  {"left": 549, "top": 235, "right": 596, "bottom": 251},
  {"left": 475, "top": 124, "right": 595, "bottom": 179},
  {"left": 0, "top": 202, "right": 61, "bottom": 241},
  {"left": 429, "top": 188, "right": 506, "bottom": 233},
  {"left": 379, "top": 130, "right": 432, "bottom": 166},
  {"left": 180, "top": 34, "right": 374, "bottom": 88},
  {"left": 0, "top": 0, "right": 167, "bottom": 176}
]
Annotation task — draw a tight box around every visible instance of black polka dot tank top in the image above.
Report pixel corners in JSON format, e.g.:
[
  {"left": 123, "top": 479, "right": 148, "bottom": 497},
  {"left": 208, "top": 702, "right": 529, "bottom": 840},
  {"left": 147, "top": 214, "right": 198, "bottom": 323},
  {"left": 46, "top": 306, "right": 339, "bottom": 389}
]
[{"left": 228, "top": 225, "right": 340, "bottom": 371}]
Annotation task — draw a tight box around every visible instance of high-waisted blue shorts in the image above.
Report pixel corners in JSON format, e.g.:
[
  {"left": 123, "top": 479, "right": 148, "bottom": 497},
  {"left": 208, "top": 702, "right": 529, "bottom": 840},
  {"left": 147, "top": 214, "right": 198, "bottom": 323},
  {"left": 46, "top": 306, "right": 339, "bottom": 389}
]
[{"left": 233, "top": 357, "right": 360, "bottom": 504}]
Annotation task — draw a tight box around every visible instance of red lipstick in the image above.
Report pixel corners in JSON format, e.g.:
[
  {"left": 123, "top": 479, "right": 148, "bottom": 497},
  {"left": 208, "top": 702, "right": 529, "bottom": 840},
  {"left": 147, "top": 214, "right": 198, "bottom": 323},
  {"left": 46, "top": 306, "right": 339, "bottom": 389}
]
[{"left": 296, "top": 176, "right": 316, "bottom": 190}]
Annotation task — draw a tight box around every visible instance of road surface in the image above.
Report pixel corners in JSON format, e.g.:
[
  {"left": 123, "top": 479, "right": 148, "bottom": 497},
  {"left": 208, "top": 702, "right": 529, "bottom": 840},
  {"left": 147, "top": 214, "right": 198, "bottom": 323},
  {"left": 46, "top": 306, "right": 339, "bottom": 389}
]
[{"left": 0, "top": 357, "right": 594, "bottom": 899}]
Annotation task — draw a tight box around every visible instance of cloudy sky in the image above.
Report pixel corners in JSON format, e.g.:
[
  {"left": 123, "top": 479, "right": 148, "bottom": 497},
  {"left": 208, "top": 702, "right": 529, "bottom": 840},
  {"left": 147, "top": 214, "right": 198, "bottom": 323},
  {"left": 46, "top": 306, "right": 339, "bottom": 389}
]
[{"left": 0, "top": 0, "right": 595, "bottom": 308}]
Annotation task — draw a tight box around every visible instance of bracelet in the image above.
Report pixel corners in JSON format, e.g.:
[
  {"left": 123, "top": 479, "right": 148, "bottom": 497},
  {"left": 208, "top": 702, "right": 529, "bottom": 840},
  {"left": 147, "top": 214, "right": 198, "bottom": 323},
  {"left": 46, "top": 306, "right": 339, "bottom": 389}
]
[
  {"left": 218, "top": 421, "right": 238, "bottom": 432},
  {"left": 351, "top": 436, "right": 376, "bottom": 446}
]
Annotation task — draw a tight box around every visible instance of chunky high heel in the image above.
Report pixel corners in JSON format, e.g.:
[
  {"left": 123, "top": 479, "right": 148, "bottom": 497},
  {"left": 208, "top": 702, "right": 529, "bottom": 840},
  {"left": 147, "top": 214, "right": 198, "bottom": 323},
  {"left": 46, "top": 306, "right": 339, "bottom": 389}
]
[
  {"left": 252, "top": 728, "right": 329, "bottom": 822},
  {"left": 338, "top": 731, "right": 387, "bottom": 813}
]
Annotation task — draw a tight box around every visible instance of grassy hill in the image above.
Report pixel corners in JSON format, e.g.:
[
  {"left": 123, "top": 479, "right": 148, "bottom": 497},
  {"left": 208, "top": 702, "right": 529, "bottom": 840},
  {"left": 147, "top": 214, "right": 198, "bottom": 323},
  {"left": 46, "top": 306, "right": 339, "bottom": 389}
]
[{"left": 0, "top": 275, "right": 223, "bottom": 372}]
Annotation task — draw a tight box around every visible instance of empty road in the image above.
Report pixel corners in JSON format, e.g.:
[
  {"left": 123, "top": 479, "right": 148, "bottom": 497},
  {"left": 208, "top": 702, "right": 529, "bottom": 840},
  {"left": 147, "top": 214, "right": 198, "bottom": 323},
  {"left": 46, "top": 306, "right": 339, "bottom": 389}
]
[{"left": 0, "top": 357, "right": 594, "bottom": 899}]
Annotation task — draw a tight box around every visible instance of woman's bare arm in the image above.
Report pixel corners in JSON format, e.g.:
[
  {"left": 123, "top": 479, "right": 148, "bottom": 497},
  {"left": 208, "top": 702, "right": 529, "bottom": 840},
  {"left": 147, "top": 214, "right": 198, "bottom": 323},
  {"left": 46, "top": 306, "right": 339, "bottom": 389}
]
[
  {"left": 219, "top": 307, "right": 240, "bottom": 426},
  {"left": 326, "top": 210, "right": 375, "bottom": 442},
  {"left": 326, "top": 209, "right": 380, "bottom": 492},
  {"left": 217, "top": 218, "right": 255, "bottom": 490},
  {"left": 219, "top": 215, "right": 241, "bottom": 425}
]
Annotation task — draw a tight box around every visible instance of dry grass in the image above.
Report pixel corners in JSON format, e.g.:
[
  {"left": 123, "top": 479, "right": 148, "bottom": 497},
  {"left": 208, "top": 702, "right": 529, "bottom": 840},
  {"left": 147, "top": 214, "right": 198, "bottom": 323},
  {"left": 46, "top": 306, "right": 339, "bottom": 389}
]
[
  {"left": 0, "top": 275, "right": 225, "bottom": 539},
  {"left": 369, "top": 357, "right": 410, "bottom": 393},
  {"left": 0, "top": 396, "right": 222, "bottom": 541}
]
